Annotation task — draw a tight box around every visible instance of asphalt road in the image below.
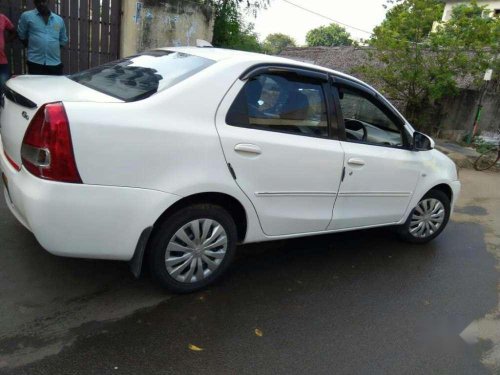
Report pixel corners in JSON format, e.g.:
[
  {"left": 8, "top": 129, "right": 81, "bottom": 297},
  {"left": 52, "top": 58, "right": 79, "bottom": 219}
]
[{"left": 1, "top": 169, "right": 499, "bottom": 375}]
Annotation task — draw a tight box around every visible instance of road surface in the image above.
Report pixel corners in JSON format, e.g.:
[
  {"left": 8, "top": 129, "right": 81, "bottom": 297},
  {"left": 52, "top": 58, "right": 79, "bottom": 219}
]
[{"left": 1, "top": 169, "right": 499, "bottom": 374}]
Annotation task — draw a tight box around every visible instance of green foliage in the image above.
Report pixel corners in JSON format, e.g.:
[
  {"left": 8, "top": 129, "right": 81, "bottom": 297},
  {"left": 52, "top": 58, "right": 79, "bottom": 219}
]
[
  {"left": 234, "top": 23, "right": 262, "bottom": 52},
  {"left": 202, "top": 0, "right": 269, "bottom": 14},
  {"left": 262, "top": 33, "right": 296, "bottom": 55},
  {"left": 472, "top": 136, "right": 495, "bottom": 154},
  {"left": 432, "top": 1, "right": 499, "bottom": 83},
  {"left": 208, "top": 0, "right": 268, "bottom": 52},
  {"left": 358, "top": 0, "right": 499, "bottom": 131},
  {"left": 359, "top": 0, "right": 445, "bottom": 129},
  {"left": 306, "top": 23, "right": 353, "bottom": 47}
]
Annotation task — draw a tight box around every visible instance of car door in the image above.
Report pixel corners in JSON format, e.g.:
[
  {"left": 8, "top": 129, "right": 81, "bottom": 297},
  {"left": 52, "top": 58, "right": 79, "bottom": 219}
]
[
  {"left": 327, "top": 77, "right": 422, "bottom": 230},
  {"left": 215, "top": 67, "right": 345, "bottom": 236}
]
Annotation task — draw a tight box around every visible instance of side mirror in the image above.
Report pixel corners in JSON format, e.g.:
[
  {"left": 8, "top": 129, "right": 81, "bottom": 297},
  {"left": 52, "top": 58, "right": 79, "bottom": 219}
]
[{"left": 413, "top": 131, "right": 434, "bottom": 151}]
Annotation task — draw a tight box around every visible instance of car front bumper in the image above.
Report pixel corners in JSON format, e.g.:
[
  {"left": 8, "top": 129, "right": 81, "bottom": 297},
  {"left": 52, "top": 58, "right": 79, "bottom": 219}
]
[
  {"left": 450, "top": 180, "right": 461, "bottom": 212},
  {"left": 0, "top": 137, "right": 180, "bottom": 261}
]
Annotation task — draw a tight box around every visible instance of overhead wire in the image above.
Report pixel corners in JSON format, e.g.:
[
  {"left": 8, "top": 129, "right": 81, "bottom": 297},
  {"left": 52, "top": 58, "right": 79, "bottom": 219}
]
[
  {"left": 280, "top": 0, "right": 437, "bottom": 46},
  {"left": 280, "top": 0, "right": 374, "bottom": 36}
]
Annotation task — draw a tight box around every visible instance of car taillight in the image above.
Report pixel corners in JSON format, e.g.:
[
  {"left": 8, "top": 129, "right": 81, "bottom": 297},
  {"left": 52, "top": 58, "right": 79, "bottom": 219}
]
[{"left": 21, "top": 102, "right": 82, "bottom": 183}]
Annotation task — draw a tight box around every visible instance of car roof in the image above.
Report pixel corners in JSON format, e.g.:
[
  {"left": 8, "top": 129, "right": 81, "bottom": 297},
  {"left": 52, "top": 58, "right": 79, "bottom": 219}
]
[
  {"left": 157, "top": 46, "right": 285, "bottom": 62},
  {"left": 153, "top": 47, "right": 409, "bottom": 126},
  {"left": 155, "top": 46, "right": 363, "bottom": 84}
]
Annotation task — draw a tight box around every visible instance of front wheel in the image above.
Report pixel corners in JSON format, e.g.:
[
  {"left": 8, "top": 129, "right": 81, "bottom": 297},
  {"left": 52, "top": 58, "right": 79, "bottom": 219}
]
[
  {"left": 148, "top": 204, "right": 237, "bottom": 293},
  {"left": 398, "top": 190, "right": 451, "bottom": 244}
]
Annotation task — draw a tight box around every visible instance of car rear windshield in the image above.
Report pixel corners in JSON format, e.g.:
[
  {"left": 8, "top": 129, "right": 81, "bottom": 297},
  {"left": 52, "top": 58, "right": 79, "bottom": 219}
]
[{"left": 69, "top": 50, "right": 215, "bottom": 102}]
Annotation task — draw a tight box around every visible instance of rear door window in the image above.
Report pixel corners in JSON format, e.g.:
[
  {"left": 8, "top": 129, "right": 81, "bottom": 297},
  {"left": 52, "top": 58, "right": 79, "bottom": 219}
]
[
  {"left": 226, "top": 73, "right": 330, "bottom": 138},
  {"left": 69, "top": 50, "right": 214, "bottom": 102}
]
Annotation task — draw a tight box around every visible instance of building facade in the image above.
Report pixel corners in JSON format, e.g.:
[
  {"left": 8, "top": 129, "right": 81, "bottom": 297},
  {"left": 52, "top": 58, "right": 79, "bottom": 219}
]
[{"left": 441, "top": 0, "right": 500, "bottom": 20}]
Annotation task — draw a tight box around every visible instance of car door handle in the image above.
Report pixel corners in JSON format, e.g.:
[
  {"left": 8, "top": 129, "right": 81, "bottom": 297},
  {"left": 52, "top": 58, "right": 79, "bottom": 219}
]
[
  {"left": 234, "top": 144, "right": 262, "bottom": 155},
  {"left": 347, "top": 158, "right": 365, "bottom": 166}
]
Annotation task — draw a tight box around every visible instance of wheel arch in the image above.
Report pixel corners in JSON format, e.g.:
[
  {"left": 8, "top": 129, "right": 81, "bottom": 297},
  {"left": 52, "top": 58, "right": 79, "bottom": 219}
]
[
  {"left": 397, "top": 182, "right": 454, "bottom": 243},
  {"left": 401, "top": 181, "right": 455, "bottom": 226},
  {"left": 151, "top": 192, "right": 248, "bottom": 243},
  {"left": 129, "top": 191, "right": 249, "bottom": 278},
  {"left": 428, "top": 183, "right": 453, "bottom": 203}
]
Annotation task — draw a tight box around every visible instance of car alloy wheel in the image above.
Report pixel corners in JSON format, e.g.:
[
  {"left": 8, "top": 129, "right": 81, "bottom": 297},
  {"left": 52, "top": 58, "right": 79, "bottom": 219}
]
[
  {"left": 165, "top": 219, "right": 228, "bottom": 283},
  {"left": 408, "top": 198, "right": 446, "bottom": 239}
]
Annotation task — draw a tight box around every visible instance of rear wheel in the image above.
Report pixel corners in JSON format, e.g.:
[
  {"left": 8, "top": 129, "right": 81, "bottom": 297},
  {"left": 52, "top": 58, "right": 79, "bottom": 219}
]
[
  {"left": 398, "top": 190, "right": 450, "bottom": 244},
  {"left": 148, "top": 204, "right": 237, "bottom": 293},
  {"left": 474, "top": 149, "right": 499, "bottom": 171}
]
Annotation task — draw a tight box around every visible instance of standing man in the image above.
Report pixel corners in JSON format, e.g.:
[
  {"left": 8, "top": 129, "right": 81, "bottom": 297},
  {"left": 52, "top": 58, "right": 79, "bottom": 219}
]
[
  {"left": 18, "top": 0, "right": 68, "bottom": 75},
  {"left": 0, "top": 9, "right": 15, "bottom": 89}
]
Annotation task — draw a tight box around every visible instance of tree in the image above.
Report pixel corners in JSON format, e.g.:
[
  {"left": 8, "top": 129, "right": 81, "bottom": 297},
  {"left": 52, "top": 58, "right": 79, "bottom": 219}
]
[
  {"left": 262, "top": 33, "right": 296, "bottom": 55},
  {"left": 357, "top": 0, "right": 499, "bottom": 131},
  {"left": 234, "top": 23, "right": 262, "bottom": 52},
  {"left": 433, "top": 2, "right": 500, "bottom": 89},
  {"left": 205, "top": 0, "right": 269, "bottom": 52},
  {"left": 359, "top": 0, "right": 444, "bottom": 128},
  {"left": 201, "top": 0, "right": 269, "bottom": 15},
  {"left": 306, "top": 23, "right": 353, "bottom": 47}
]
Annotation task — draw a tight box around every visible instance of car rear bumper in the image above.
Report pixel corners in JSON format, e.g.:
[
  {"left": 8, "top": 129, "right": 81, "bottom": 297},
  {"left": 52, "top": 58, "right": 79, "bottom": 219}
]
[{"left": 0, "top": 137, "right": 180, "bottom": 261}]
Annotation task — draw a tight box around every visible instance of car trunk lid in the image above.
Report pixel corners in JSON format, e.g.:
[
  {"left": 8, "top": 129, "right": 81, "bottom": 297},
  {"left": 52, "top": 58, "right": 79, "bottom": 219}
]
[{"left": 1, "top": 75, "right": 122, "bottom": 167}]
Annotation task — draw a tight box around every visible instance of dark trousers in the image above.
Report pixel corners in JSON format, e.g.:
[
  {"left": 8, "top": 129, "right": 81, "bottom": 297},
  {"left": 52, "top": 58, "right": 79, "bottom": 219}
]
[
  {"left": 27, "top": 61, "right": 64, "bottom": 76},
  {"left": 0, "top": 64, "right": 9, "bottom": 94}
]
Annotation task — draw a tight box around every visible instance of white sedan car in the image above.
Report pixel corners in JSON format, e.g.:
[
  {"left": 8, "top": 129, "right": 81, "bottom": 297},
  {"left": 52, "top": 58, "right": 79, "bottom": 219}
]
[{"left": 0, "top": 47, "right": 460, "bottom": 292}]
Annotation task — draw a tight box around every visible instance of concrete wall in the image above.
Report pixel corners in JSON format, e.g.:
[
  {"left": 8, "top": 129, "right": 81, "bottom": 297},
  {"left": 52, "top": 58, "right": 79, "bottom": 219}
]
[
  {"left": 121, "top": 0, "right": 140, "bottom": 57},
  {"left": 120, "top": 0, "right": 214, "bottom": 58},
  {"left": 438, "top": 89, "right": 500, "bottom": 140}
]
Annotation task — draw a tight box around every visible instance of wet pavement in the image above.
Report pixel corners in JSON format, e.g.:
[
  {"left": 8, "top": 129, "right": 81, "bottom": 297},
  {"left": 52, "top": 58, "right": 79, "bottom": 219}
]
[{"left": 1, "top": 169, "right": 499, "bottom": 374}]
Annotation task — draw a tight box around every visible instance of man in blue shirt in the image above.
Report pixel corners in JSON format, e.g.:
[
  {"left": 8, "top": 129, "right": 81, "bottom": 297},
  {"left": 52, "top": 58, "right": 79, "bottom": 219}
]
[{"left": 18, "top": 0, "right": 68, "bottom": 75}]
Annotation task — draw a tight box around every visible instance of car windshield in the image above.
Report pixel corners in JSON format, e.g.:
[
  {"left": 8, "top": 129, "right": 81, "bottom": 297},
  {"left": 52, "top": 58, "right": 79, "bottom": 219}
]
[{"left": 69, "top": 50, "right": 215, "bottom": 102}]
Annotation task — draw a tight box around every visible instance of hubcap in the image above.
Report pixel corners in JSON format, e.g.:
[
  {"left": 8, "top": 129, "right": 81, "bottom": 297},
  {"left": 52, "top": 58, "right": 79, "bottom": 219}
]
[
  {"left": 409, "top": 198, "right": 446, "bottom": 238},
  {"left": 165, "top": 219, "right": 228, "bottom": 283}
]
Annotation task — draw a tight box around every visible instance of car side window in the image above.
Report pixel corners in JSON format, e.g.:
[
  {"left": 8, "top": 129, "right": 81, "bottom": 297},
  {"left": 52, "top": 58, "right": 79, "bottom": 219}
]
[
  {"left": 338, "top": 87, "right": 404, "bottom": 147},
  {"left": 227, "top": 73, "right": 329, "bottom": 138}
]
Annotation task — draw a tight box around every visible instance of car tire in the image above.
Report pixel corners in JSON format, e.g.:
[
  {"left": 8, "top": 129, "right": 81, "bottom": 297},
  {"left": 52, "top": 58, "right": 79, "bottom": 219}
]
[
  {"left": 397, "top": 189, "right": 451, "bottom": 244},
  {"left": 148, "top": 204, "right": 237, "bottom": 293}
]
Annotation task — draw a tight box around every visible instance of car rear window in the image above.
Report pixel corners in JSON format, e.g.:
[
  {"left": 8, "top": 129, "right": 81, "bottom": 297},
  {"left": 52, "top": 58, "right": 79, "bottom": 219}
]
[{"left": 69, "top": 50, "right": 215, "bottom": 102}]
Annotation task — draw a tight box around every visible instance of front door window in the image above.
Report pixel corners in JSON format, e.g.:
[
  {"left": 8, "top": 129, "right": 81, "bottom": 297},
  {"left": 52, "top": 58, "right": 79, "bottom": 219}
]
[{"left": 338, "top": 87, "right": 405, "bottom": 147}]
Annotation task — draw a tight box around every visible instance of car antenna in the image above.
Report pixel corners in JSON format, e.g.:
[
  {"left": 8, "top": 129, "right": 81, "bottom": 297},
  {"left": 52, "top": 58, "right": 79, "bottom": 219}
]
[{"left": 196, "top": 39, "right": 213, "bottom": 48}]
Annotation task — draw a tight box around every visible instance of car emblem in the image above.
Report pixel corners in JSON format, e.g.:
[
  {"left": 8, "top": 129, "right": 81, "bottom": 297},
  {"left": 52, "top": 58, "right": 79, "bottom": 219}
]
[{"left": 22, "top": 111, "right": 29, "bottom": 120}]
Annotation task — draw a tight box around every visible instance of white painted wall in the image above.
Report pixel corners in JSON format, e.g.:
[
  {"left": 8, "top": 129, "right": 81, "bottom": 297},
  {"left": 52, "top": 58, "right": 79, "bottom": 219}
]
[{"left": 442, "top": 0, "right": 500, "bottom": 20}]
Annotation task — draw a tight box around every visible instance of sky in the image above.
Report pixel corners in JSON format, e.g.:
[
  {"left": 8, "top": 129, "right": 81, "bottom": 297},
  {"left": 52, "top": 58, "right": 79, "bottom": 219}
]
[{"left": 244, "top": 0, "right": 391, "bottom": 45}]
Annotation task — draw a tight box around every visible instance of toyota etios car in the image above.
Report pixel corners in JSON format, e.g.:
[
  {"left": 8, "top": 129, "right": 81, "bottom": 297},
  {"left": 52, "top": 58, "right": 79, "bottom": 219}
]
[{"left": 0, "top": 46, "right": 460, "bottom": 292}]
